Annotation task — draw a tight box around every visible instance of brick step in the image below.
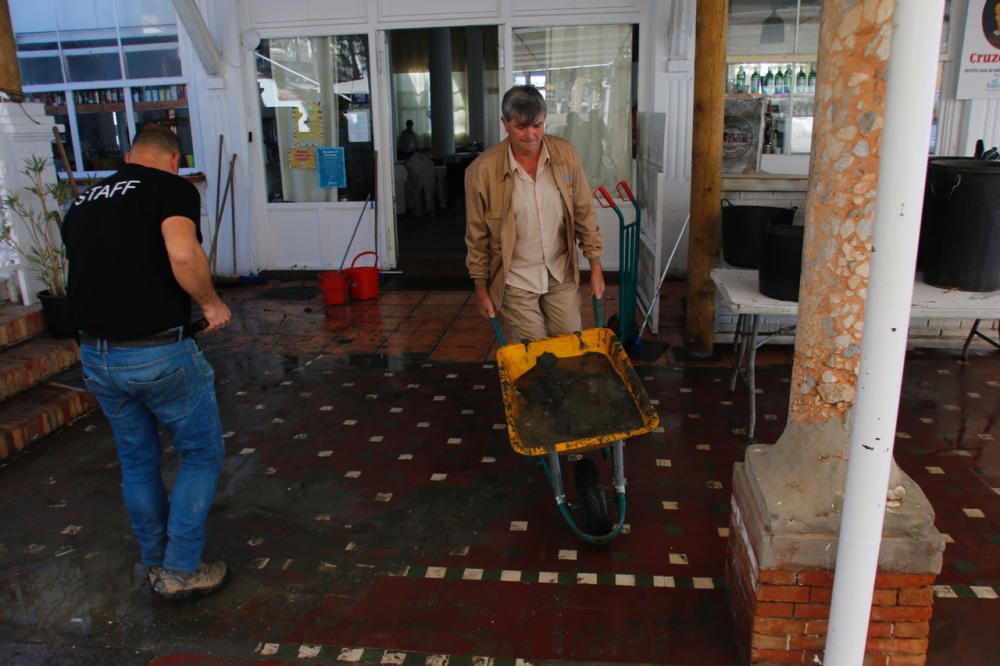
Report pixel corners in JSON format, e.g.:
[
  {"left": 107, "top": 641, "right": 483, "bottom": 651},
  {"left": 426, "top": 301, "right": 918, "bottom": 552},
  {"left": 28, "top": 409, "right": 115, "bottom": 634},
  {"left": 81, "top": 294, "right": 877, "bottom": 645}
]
[
  {"left": 0, "top": 336, "right": 81, "bottom": 402},
  {"left": 0, "top": 383, "right": 98, "bottom": 462},
  {"left": 0, "top": 302, "right": 46, "bottom": 349}
]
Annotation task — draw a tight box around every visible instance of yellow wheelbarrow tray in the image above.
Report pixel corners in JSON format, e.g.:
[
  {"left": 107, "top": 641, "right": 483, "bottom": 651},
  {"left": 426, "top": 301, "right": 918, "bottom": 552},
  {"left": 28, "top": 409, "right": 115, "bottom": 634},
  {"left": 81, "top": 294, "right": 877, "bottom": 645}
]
[
  {"left": 495, "top": 327, "right": 659, "bottom": 456},
  {"left": 490, "top": 303, "right": 660, "bottom": 544}
]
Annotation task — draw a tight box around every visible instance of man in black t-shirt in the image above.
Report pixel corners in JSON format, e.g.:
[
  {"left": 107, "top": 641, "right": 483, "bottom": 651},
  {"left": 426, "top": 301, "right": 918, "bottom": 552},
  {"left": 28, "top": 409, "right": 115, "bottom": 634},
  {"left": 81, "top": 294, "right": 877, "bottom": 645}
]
[{"left": 62, "top": 124, "right": 232, "bottom": 600}]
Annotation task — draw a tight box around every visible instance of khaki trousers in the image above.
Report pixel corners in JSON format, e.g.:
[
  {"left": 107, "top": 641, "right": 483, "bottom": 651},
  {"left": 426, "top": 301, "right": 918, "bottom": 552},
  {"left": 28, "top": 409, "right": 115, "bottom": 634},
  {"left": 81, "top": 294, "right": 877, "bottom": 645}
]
[{"left": 501, "top": 273, "right": 582, "bottom": 343}]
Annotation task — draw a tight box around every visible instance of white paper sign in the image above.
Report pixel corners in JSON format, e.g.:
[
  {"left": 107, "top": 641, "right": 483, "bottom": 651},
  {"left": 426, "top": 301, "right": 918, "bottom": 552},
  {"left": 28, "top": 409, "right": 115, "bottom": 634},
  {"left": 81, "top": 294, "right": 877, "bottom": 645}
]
[
  {"left": 956, "top": 0, "right": 1000, "bottom": 99},
  {"left": 346, "top": 111, "right": 371, "bottom": 142}
]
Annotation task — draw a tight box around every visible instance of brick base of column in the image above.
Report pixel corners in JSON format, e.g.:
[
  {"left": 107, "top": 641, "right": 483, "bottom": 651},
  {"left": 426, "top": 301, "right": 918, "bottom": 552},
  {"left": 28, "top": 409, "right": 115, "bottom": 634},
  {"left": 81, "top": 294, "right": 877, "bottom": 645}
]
[{"left": 726, "top": 464, "right": 941, "bottom": 665}]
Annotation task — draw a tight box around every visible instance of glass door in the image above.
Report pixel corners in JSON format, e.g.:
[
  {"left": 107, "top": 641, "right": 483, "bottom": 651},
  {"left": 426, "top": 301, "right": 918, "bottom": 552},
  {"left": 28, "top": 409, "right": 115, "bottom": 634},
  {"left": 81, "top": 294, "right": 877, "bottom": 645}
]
[{"left": 382, "top": 25, "right": 502, "bottom": 278}]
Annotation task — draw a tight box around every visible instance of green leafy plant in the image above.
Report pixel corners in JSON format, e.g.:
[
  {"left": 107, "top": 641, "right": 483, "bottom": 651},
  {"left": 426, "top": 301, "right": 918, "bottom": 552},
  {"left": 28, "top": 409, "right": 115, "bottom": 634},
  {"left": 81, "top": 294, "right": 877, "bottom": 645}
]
[{"left": 1, "top": 156, "right": 74, "bottom": 298}]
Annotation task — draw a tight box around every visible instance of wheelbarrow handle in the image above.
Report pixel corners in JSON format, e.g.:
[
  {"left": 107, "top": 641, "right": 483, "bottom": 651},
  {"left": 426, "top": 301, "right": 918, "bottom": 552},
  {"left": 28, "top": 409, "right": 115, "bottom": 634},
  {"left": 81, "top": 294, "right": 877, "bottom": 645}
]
[
  {"left": 490, "top": 317, "right": 507, "bottom": 346},
  {"left": 593, "top": 295, "right": 605, "bottom": 328},
  {"left": 187, "top": 318, "right": 209, "bottom": 335}
]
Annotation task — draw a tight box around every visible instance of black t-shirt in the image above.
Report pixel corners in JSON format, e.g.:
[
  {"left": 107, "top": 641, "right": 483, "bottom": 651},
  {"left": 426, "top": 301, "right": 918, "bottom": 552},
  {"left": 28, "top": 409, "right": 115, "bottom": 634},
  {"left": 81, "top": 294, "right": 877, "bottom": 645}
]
[{"left": 61, "top": 163, "right": 202, "bottom": 340}]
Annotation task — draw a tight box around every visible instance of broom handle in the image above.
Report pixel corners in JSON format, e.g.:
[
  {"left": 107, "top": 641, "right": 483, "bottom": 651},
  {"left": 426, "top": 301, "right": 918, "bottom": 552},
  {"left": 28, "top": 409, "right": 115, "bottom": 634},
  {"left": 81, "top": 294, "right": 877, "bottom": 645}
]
[{"left": 338, "top": 193, "right": 372, "bottom": 271}]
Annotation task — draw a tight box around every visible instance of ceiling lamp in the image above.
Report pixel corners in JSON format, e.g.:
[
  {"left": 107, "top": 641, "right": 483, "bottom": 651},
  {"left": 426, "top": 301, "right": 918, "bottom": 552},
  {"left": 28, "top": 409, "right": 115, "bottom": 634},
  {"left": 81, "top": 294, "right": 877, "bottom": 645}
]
[{"left": 761, "top": 6, "right": 785, "bottom": 45}]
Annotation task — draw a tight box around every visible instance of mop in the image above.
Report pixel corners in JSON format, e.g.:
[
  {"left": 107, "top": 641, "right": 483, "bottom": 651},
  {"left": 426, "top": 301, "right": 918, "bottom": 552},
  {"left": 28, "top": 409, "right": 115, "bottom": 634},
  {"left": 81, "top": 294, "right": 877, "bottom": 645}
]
[{"left": 628, "top": 214, "right": 690, "bottom": 361}]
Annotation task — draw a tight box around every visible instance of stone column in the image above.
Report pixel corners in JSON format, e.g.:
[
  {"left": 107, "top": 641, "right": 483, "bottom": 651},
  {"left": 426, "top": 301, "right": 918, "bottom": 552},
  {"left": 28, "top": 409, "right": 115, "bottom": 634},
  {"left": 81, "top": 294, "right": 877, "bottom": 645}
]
[
  {"left": 429, "top": 28, "right": 455, "bottom": 159},
  {"left": 725, "top": 2, "right": 945, "bottom": 663}
]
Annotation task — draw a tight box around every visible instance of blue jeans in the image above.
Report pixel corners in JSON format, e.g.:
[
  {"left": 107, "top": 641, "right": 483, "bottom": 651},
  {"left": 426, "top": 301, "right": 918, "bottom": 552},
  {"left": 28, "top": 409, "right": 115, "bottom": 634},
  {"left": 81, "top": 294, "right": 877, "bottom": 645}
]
[{"left": 80, "top": 337, "right": 224, "bottom": 573}]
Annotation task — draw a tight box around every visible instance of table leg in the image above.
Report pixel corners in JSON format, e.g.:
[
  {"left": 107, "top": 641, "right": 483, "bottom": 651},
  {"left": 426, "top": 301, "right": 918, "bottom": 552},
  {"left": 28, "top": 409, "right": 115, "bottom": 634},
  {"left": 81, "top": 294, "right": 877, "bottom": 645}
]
[
  {"left": 730, "top": 314, "right": 748, "bottom": 392},
  {"left": 747, "top": 314, "right": 761, "bottom": 443},
  {"left": 963, "top": 319, "right": 1000, "bottom": 359}
]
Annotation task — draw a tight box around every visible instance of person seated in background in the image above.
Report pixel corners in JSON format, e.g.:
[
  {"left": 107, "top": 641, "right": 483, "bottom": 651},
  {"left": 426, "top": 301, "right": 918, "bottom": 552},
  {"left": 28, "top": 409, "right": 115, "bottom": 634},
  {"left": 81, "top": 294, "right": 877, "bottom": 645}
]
[
  {"left": 404, "top": 149, "right": 435, "bottom": 216},
  {"left": 397, "top": 119, "right": 417, "bottom": 160}
]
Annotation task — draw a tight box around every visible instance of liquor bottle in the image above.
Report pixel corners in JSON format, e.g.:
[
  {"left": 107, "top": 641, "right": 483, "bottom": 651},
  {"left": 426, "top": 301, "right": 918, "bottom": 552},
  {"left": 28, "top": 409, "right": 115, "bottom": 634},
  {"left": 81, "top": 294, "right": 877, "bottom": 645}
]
[
  {"left": 774, "top": 69, "right": 784, "bottom": 96},
  {"left": 796, "top": 67, "right": 807, "bottom": 94},
  {"left": 808, "top": 66, "right": 817, "bottom": 94},
  {"left": 750, "top": 67, "right": 761, "bottom": 94},
  {"left": 736, "top": 66, "right": 747, "bottom": 94},
  {"left": 784, "top": 64, "right": 793, "bottom": 93},
  {"left": 763, "top": 68, "right": 774, "bottom": 95}
]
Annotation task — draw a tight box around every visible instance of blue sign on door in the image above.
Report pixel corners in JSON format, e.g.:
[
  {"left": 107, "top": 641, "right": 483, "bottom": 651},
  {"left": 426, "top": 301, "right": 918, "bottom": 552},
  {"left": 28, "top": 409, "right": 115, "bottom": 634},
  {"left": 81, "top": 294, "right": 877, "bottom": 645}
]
[{"left": 316, "top": 147, "right": 347, "bottom": 188}]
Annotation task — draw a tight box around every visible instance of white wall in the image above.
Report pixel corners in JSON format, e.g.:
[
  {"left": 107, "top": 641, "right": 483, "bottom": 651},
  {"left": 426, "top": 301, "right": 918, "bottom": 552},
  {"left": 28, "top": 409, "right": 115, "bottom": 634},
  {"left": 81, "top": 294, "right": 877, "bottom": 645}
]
[{"left": 177, "top": 0, "right": 658, "bottom": 273}]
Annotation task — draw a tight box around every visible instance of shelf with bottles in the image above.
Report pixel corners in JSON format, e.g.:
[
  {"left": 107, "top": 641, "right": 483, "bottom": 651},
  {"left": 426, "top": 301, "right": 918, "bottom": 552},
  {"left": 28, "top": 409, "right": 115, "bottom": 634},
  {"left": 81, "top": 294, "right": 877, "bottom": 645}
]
[
  {"left": 729, "top": 61, "right": 816, "bottom": 100},
  {"left": 28, "top": 85, "right": 188, "bottom": 116}
]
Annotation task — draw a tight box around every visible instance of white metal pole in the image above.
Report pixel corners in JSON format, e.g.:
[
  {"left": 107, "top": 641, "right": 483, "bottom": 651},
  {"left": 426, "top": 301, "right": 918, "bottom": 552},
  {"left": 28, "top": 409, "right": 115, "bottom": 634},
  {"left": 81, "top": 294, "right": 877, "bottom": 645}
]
[{"left": 823, "top": 1, "right": 944, "bottom": 664}]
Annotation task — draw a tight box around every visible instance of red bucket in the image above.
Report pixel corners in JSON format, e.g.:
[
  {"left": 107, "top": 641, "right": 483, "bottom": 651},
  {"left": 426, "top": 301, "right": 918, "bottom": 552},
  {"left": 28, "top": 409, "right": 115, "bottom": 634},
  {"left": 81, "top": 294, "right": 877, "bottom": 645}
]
[
  {"left": 347, "top": 251, "right": 380, "bottom": 300},
  {"left": 318, "top": 270, "right": 347, "bottom": 306}
]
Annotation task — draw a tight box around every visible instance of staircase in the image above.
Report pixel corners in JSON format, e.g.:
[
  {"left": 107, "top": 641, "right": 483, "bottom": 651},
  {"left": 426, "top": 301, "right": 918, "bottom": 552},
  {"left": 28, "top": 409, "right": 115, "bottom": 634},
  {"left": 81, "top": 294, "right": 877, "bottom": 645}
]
[{"left": 0, "top": 272, "right": 98, "bottom": 462}]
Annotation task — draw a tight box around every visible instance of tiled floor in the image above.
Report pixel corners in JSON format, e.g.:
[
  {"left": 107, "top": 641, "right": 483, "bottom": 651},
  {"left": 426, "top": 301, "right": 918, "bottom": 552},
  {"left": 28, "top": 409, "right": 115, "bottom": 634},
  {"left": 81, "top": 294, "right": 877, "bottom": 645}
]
[{"left": 0, "top": 280, "right": 995, "bottom": 665}]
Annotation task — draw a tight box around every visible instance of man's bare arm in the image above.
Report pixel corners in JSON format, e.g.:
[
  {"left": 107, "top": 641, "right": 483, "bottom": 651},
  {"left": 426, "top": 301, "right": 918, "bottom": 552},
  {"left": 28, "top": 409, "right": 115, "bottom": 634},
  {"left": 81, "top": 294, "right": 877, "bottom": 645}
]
[{"left": 162, "top": 216, "right": 231, "bottom": 332}]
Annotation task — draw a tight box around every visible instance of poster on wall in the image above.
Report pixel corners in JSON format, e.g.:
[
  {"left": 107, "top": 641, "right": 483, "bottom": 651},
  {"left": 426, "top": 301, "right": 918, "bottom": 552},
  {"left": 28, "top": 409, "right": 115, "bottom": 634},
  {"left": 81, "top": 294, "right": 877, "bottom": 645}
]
[
  {"left": 956, "top": 0, "right": 1000, "bottom": 99},
  {"left": 288, "top": 148, "right": 316, "bottom": 170},
  {"left": 722, "top": 97, "right": 765, "bottom": 174},
  {"left": 293, "top": 102, "right": 324, "bottom": 144},
  {"left": 317, "top": 147, "right": 347, "bottom": 188}
]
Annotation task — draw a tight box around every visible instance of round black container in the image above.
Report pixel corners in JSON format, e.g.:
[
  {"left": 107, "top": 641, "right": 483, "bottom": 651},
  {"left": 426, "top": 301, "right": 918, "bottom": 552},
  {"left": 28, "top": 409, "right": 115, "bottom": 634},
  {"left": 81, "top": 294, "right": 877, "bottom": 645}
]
[
  {"left": 918, "top": 156, "right": 983, "bottom": 272},
  {"left": 758, "top": 224, "right": 804, "bottom": 302},
  {"left": 721, "top": 199, "right": 796, "bottom": 269},
  {"left": 37, "top": 290, "right": 75, "bottom": 338},
  {"left": 921, "top": 159, "right": 1000, "bottom": 292}
]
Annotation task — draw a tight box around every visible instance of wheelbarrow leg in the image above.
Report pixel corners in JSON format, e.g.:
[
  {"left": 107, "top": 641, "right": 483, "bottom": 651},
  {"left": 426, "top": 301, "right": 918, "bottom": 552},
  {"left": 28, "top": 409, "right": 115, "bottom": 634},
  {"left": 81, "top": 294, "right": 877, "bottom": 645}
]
[
  {"left": 543, "top": 451, "right": 567, "bottom": 506},
  {"left": 611, "top": 440, "right": 626, "bottom": 495}
]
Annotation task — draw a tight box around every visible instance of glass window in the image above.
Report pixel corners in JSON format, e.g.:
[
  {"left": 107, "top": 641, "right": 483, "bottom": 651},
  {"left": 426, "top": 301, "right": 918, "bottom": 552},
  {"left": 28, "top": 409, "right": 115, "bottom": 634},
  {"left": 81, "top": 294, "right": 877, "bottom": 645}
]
[
  {"left": 134, "top": 85, "right": 194, "bottom": 167},
  {"left": 123, "top": 37, "right": 183, "bottom": 78},
  {"left": 19, "top": 54, "right": 64, "bottom": 85},
  {"left": 728, "top": 1, "right": 820, "bottom": 56},
  {"left": 255, "top": 35, "right": 375, "bottom": 203},
  {"left": 73, "top": 87, "right": 129, "bottom": 171},
  {"left": 387, "top": 26, "right": 500, "bottom": 159},
  {"left": 513, "top": 24, "right": 636, "bottom": 188},
  {"left": 65, "top": 50, "right": 123, "bottom": 82},
  {"left": 10, "top": 0, "right": 189, "bottom": 180}
]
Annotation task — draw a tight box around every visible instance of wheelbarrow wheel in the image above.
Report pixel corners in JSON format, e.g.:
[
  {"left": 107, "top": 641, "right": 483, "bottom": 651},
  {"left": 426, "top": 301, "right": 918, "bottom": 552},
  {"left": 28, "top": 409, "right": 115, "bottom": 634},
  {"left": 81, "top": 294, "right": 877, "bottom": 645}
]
[{"left": 574, "top": 458, "right": 612, "bottom": 536}]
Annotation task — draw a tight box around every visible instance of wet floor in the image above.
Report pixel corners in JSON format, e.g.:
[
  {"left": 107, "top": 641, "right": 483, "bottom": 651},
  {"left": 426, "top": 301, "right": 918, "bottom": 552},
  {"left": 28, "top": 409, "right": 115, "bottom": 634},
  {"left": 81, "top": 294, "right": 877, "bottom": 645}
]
[{"left": 0, "top": 281, "right": 996, "bottom": 665}]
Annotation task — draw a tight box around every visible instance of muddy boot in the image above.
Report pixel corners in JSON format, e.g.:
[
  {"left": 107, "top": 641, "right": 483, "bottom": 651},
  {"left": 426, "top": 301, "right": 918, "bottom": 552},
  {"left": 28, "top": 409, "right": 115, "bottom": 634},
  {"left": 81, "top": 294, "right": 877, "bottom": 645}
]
[{"left": 151, "top": 561, "right": 228, "bottom": 600}]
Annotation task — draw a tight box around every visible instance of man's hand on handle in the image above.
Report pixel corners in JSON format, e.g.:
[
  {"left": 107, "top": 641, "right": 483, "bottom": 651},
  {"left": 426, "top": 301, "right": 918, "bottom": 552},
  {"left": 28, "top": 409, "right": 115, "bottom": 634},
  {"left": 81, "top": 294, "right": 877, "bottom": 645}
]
[
  {"left": 201, "top": 299, "right": 231, "bottom": 333},
  {"left": 474, "top": 280, "right": 496, "bottom": 319},
  {"left": 589, "top": 261, "right": 606, "bottom": 301}
]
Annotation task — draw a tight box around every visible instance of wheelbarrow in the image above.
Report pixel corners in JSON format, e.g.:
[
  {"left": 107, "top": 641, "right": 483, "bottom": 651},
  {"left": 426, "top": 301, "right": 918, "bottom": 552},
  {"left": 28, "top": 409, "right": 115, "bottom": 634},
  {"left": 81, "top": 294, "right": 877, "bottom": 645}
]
[{"left": 490, "top": 298, "right": 660, "bottom": 545}]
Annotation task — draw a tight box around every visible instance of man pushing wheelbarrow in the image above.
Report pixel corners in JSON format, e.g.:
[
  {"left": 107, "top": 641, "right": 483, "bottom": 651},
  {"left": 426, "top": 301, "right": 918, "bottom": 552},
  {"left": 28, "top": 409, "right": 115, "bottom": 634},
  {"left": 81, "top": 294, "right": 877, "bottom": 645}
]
[{"left": 465, "top": 85, "right": 659, "bottom": 544}]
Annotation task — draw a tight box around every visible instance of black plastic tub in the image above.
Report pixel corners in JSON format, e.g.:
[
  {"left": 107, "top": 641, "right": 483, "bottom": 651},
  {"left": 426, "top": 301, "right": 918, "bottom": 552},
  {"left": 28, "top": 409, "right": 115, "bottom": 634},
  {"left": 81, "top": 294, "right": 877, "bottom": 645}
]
[
  {"left": 921, "top": 159, "right": 1000, "bottom": 292},
  {"left": 758, "top": 224, "right": 804, "bottom": 302},
  {"left": 721, "top": 199, "right": 796, "bottom": 269}
]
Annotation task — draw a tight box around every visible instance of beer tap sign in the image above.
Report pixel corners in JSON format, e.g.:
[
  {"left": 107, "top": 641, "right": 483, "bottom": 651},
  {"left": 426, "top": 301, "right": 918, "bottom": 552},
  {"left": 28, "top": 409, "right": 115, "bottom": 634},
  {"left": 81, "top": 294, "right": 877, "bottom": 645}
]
[{"left": 957, "top": 0, "right": 1000, "bottom": 99}]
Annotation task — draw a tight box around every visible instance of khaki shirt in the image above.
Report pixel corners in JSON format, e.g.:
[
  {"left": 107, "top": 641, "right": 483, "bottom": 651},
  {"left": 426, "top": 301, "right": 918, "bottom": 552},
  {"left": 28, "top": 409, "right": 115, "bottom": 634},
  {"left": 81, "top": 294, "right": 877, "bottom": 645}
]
[
  {"left": 506, "top": 144, "right": 569, "bottom": 293},
  {"left": 464, "top": 135, "right": 603, "bottom": 313}
]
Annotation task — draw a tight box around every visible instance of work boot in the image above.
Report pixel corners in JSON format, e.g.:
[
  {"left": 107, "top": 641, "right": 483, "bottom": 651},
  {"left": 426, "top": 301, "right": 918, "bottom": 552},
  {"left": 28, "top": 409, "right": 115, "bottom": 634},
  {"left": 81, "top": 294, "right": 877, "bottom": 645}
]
[
  {"left": 146, "top": 565, "right": 163, "bottom": 589},
  {"left": 151, "top": 561, "right": 228, "bottom": 599}
]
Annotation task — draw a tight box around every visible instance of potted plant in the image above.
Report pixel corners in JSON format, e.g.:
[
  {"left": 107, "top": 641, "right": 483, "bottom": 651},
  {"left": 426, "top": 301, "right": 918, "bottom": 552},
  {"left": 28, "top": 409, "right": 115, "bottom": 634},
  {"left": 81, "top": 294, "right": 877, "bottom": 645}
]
[{"left": 1, "top": 156, "right": 75, "bottom": 338}]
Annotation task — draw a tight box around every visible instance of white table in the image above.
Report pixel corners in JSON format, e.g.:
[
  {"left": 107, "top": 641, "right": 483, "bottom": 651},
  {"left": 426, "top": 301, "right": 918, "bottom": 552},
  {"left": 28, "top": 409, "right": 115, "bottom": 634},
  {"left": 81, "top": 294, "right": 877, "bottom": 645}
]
[{"left": 711, "top": 268, "right": 1000, "bottom": 441}]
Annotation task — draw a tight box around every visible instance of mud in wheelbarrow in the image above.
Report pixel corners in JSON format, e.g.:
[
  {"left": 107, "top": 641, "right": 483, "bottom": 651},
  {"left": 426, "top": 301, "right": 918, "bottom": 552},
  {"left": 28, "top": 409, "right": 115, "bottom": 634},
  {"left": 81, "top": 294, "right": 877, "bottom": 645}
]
[{"left": 494, "top": 327, "right": 659, "bottom": 544}]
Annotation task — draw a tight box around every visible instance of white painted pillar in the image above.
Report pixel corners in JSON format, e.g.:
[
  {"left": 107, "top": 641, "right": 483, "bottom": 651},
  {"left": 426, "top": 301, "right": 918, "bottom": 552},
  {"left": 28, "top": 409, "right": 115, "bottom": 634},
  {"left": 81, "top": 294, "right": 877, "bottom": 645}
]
[
  {"left": 823, "top": 1, "right": 944, "bottom": 664},
  {"left": 429, "top": 28, "right": 455, "bottom": 159},
  {"left": 466, "top": 27, "right": 486, "bottom": 146}
]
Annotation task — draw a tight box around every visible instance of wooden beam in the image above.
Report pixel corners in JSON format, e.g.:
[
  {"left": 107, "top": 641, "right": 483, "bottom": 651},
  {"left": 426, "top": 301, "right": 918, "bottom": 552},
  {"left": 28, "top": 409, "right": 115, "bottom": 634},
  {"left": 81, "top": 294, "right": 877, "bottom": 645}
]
[
  {"left": 684, "top": 0, "right": 728, "bottom": 355},
  {"left": 0, "top": 0, "right": 23, "bottom": 100}
]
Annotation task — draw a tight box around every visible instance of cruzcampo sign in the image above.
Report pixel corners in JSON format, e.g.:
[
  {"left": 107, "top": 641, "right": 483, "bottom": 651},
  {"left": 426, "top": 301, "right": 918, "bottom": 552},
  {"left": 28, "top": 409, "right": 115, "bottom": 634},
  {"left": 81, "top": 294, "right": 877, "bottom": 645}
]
[{"left": 957, "top": 0, "right": 1000, "bottom": 99}]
